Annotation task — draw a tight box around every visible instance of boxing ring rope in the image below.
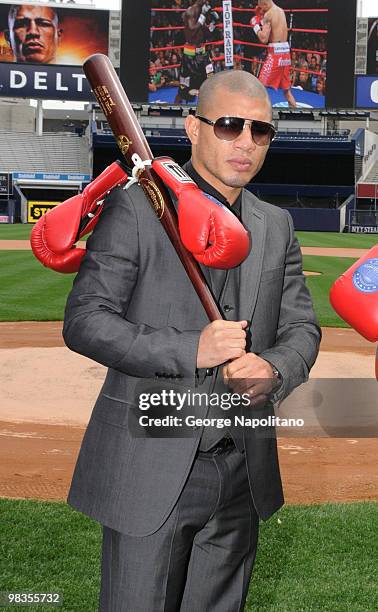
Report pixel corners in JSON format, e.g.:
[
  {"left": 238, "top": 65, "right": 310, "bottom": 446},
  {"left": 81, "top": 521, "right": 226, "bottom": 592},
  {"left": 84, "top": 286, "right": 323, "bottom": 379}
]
[
  {"left": 151, "top": 7, "right": 328, "bottom": 13},
  {"left": 233, "top": 23, "right": 328, "bottom": 34},
  {"left": 232, "top": 38, "right": 327, "bottom": 56},
  {"left": 150, "top": 39, "right": 224, "bottom": 53},
  {"left": 152, "top": 25, "right": 328, "bottom": 35},
  {"left": 151, "top": 38, "right": 327, "bottom": 59},
  {"left": 151, "top": 25, "right": 223, "bottom": 31},
  {"left": 229, "top": 7, "right": 328, "bottom": 13}
]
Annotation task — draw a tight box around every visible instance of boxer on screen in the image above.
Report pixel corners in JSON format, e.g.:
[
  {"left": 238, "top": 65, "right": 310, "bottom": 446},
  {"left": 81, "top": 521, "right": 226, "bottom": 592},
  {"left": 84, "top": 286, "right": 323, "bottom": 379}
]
[
  {"left": 251, "top": 0, "right": 297, "bottom": 108},
  {"left": 5, "top": 4, "right": 62, "bottom": 64},
  {"left": 174, "top": 0, "right": 216, "bottom": 104}
]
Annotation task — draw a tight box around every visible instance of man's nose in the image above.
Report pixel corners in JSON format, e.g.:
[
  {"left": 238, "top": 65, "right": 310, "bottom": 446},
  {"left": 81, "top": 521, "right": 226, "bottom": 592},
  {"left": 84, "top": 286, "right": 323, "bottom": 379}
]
[
  {"left": 233, "top": 124, "right": 256, "bottom": 151},
  {"left": 26, "top": 20, "right": 39, "bottom": 35}
]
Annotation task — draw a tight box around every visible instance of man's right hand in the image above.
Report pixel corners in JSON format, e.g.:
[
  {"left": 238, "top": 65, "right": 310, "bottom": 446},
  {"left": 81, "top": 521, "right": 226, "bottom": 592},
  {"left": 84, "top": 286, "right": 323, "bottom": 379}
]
[
  {"left": 197, "top": 320, "right": 248, "bottom": 368},
  {"left": 198, "top": 2, "right": 211, "bottom": 25}
]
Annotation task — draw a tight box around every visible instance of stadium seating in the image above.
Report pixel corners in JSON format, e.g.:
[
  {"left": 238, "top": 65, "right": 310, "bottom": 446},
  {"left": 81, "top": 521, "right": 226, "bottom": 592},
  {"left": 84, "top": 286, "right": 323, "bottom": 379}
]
[
  {"left": 0, "top": 131, "right": 90, "bottom": 175},
  {"left": 365, "top": 161, "right": 378, "bottom": 182}
]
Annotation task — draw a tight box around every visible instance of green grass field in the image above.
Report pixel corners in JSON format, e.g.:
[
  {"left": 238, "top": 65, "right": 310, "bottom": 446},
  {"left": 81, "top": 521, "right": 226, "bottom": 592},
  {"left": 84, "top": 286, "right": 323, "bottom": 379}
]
[
  {"left": 0, "top": 251, "right": 355, "bottom": 327},
  {"left": 301, "top": 255, "right": 357, "bottom": 327},
  {"left": 0, "top": 224, "right": 377, "bottom": 249},
  {"left": 0, "top": 224, "right": 35, "bottom": 240},
  {"left": 0, "top": 499, "right": 377, "bottom": 611},
  {"left": 0, "top": 252, "right": 75, "bottom": 321},
  {"left": 0, "top": 224, "right": 88, "bottom": 243},
  {"left": 296, "top": 231, "right": 377, "bottom": 249}
]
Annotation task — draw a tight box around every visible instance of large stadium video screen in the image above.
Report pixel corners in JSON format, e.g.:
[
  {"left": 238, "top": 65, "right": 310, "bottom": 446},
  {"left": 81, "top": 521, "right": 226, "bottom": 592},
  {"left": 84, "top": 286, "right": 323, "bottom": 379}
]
[
  {"left": 149, "top": 0, "right": 328, "bottom": 108},
  {"left": 0, "top": 3, "right": 109, "bottom": 65},
  {"left": 0, "top": 2, "right": 109, "bottom": 100}
]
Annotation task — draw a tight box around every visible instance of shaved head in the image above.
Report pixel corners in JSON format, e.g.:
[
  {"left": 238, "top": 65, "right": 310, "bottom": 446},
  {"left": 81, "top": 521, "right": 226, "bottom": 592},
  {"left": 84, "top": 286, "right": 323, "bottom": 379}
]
[{"left": 197, "top": 70, "right": 272, "bottom": 118}]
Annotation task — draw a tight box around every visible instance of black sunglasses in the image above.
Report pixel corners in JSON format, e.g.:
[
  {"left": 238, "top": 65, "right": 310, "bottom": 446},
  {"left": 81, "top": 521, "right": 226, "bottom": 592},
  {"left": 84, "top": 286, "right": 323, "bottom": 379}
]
[{"left": 196, "top": 115, "right": 276, "bottom": 146}]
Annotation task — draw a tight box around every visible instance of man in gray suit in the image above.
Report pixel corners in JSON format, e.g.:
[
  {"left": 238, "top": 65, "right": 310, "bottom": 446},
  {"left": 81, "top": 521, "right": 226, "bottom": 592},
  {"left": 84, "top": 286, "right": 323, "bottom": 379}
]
[{"left": 63, "top": 70, "right": 321, "bottom": 611}]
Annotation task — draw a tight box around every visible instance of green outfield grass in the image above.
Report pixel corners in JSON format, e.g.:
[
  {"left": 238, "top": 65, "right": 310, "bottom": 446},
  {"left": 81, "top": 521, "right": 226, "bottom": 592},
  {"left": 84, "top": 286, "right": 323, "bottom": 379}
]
[
  {"left": 0, "top": 252, "right": 75, "bottom": 321},
  {"left": 0, "top": 252, "right": 356, "bottom": 327},
  {"left": 0, "top": 225, "right": 377, "bottom": 249},
  {"left": 0, "top": 224, "right": 88, "bottom": 242},
  {"left": 0, "top": 499, "right": 376, "bottom": 611},
  {"left": 0, "top": 224, "right": 34, "bottom": 240},
  {"left": 297, "top": 231, "right": 377, "bottom": 249},
  {"left": 302, "top": 255, "right": 357, "bottom": 328},
  {"left": 0, "top": 498, "right": 101, "bottom": 612}
]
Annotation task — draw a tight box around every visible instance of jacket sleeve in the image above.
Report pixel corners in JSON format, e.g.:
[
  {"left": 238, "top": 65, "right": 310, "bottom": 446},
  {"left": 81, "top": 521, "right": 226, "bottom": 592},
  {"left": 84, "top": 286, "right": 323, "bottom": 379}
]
[
  {"left": 62, "top": 186, "right": 201, "bottom": 381},
  {"left": 258, "top": 210, "right": 322, "bottom": 403}
]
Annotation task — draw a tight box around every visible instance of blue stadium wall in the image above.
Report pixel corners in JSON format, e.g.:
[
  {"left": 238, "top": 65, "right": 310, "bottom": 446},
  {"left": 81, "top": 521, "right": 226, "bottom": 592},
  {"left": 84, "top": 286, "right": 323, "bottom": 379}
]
[{"left": 93, "top": 134, "right": 355, "bottom": 232}]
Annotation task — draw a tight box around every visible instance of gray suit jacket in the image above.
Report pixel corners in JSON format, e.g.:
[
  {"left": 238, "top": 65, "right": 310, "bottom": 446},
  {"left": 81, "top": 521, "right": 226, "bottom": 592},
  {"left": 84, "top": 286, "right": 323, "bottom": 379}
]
[{"left": 63, "top": 181, "right": 321, "bottom": 536}]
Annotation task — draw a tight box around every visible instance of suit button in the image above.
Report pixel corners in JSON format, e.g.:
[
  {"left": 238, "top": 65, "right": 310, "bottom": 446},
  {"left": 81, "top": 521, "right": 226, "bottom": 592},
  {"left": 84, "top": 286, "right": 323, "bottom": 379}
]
[
  {"left": 205, "top": 368, "right": 213, "bottom": 376},
  {"left": 224, "top": 304, "right": 233, "bottom": 313}
]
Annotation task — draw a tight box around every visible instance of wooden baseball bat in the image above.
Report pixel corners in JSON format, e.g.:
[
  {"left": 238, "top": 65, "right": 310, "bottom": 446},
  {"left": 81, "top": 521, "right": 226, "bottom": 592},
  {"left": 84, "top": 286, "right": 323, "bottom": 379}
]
[{"left": 83, "top": 53, "right": 222, "bottom": 321}]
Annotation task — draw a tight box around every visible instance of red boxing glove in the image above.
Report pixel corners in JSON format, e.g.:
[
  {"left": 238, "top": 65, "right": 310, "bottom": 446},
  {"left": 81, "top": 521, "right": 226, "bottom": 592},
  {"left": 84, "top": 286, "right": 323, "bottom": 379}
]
[
  {"left": 30, "top": 161, "right": 129, "bottom": 273},
  {"left": 250, "top": 8, "right": 263, "bottom": 34},
  {"left": 151, "top": 157, "right": 250, "bottom": 269},
  {"left": 329, "top": 245, "right": 378, "bottom": 343}
]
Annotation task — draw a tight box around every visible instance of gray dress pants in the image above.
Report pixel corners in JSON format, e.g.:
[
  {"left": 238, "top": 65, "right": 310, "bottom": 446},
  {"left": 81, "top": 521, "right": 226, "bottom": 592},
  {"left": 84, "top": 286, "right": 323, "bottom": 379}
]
[{"left": 99, "top": 442, "right": 259, "bottom": 612}]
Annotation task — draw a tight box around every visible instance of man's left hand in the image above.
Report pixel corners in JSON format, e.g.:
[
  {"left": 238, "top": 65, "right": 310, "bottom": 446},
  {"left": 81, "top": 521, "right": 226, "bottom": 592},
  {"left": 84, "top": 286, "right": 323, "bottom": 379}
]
[{"left": 223, "top": 353, "right": 279, "bottom": 407}]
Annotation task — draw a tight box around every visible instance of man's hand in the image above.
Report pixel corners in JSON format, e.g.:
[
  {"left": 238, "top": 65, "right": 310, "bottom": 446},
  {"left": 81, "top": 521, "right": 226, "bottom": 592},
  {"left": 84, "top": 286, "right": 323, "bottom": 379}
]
[
  {"left": 197, "top": 320, "right": 248, "bottom": 368},
  {"left": 208, "top": 9, "right": 220, "bottom": 32},
  {"left": 223, "top": 353, "right": 279, "bottom": 407},
  {"left": 250, "top": 12, "right": 263, "bottom": 35}
]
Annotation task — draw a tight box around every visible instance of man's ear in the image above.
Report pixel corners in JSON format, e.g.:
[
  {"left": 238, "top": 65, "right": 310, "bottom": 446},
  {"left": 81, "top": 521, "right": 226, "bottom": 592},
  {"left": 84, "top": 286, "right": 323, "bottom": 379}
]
[
  {"left": 185, "top": 114, "right": 199, "bottom": 145},
  {"left": 57, "top": 28, "right": 63, "bottom": 39},
  {"left": 4, "top": 29, "right": 10, "bottom": 45}
]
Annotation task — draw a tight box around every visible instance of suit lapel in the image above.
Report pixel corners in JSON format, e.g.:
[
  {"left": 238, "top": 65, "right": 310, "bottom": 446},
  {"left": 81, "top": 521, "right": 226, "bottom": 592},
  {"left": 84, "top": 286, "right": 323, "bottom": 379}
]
[{"left": 239, "top": 190, "right": 266, "bottom": 324}]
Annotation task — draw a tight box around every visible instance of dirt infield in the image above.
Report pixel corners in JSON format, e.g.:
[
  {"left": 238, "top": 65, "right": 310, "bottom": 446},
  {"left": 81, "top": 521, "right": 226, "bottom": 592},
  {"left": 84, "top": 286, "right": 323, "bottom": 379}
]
[
  {"left": 0, "top": 240, "right": 86, "bottom": 250},
  {"left": 300, "top": 246, "right": 370, "bottom": 258},
  {"left": 0, "top": 322, "right": 377, "bottom": 506},
  {"left": 1, "top": 420, "right": 376, "bottom": 505},
  {"left": 1, "top": 240, "right": 376, "bottom": 506},
  {"left": 0, "top": 240, "right": 370, "bottom": 259}
]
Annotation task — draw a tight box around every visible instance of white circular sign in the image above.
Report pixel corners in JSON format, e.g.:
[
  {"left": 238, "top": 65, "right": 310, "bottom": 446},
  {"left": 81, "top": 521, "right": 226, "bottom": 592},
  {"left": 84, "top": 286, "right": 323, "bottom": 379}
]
[{"left": 370, "top": 80, "right": 378, "bottom": 104}]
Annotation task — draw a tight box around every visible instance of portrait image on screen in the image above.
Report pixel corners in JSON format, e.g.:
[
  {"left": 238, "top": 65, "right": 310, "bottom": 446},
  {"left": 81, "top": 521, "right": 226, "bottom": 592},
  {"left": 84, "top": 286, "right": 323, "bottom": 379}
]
[
  {"left": 148, "top": 0, "right": 328, "bottom": 108},
  {"left": 0, "top": 3, "right": 109, "bottom": 66},
  {"left": 367, "top": 17, "right": 378, "bottom": 75}
]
